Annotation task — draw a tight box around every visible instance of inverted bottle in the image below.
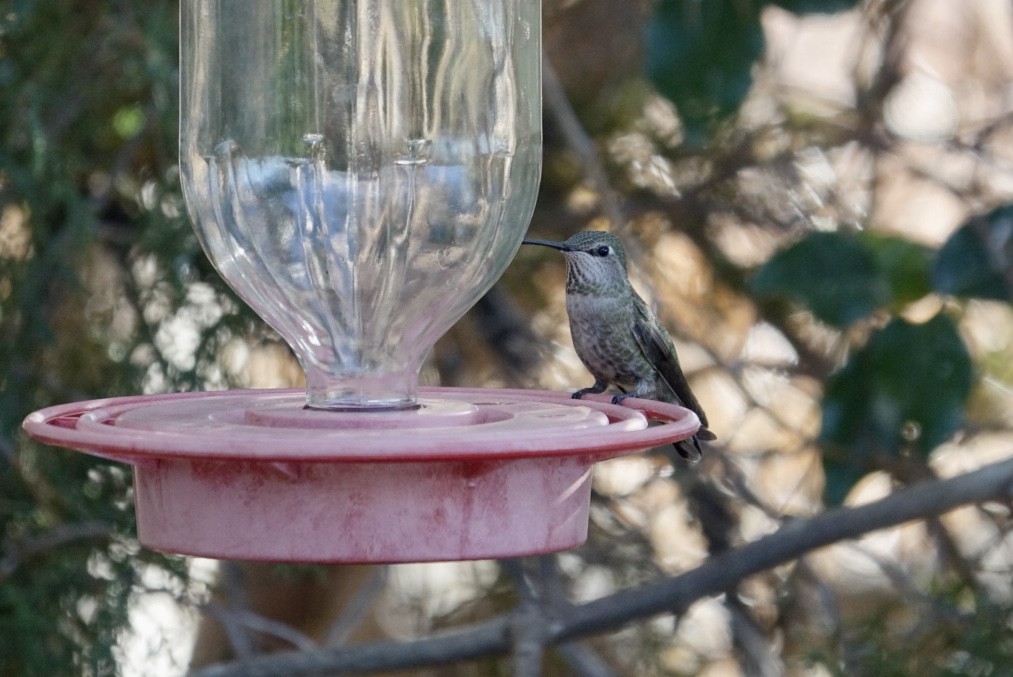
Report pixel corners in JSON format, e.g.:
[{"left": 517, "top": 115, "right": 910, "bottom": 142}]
[{"left": 180, "top": 0, "right": 543, "bottom": 408}]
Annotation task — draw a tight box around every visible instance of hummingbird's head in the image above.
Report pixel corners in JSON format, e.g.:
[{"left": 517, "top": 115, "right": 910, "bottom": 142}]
[{"left": 523, "top": 231, "right": 629, "bottom": 295}]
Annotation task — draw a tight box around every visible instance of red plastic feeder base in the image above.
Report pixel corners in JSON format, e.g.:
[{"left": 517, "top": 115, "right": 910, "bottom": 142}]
[{"left": 23, "top": 387, "right": 700, "bottom": 563}]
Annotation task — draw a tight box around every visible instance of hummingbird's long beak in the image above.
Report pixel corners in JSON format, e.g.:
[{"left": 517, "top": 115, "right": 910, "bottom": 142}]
[{"left": 522, "top": 238, "right": 571, "bottom": 252}]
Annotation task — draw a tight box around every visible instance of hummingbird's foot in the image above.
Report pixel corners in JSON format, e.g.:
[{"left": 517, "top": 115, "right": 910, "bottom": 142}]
[
  {"left": 609, "top": 385, "right": 638, "bottom": 406},
  {"left": 572, "top": 381, "right": 608, "bottom": 400}
]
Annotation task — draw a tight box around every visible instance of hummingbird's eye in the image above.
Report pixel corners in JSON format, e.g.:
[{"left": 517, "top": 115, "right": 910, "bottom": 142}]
[{"left": 594, "top": 245, "right": 610, "bottom": 257}]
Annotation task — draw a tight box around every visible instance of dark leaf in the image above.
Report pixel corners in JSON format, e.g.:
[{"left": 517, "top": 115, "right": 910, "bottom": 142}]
[
  {"left": 645, "top": 0, "right": 860, "bottom": 142},
  {"left": 857, "top": 232, "right": 933, "bottom": 308},
  {"left": 932, "top": 205, "right": 1013, "bottom": 302},
  {"left": 646, "top": 0, "right": 764, "bottom": 143},
  {"left": 749, "top": 231, "right": 889, "bottom": 327},
  {"left": 820, "top": 313, "right": 972, "bottom": 462},
  {"left": 769, "top": 0, "right": 862, "bottom": 13}
]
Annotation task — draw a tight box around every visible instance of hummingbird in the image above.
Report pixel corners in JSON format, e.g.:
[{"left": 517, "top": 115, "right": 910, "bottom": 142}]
[{"left": 523, "top": 231, "right": 716, "bottom": 460}]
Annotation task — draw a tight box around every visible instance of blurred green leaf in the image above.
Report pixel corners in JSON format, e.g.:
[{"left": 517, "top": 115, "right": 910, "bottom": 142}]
[
  {"left": 750, "top": 231, "right": 889, "bottom": 327},
  {"left": 857, "top": 232, "right": 934, "bottom": 308},
  {"left": 931, "top": 205, "right": 1013, "bottom": 302},
  {"left": 646, "top": 0, "right": 861, "bottom": 142},
  {"left": 646, "top": 0, "right": 764, "bottom": 143},
  {"left": 769, "top": 0, "right": 861, "bottom": 12},
  {"left": 820, "top": 313, "right": 972, "bottom": 464}
]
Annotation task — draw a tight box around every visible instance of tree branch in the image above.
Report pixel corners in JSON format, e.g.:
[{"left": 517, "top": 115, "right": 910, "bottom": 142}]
[
  {"left": 0, "top": 521, "right": 114, "bottom": 582},
  {"left": 190, "top": 456, "right": 1013, "bottom": 677},
  {"left": 542, "top": 52, "right": 627, "bottom": 233}
]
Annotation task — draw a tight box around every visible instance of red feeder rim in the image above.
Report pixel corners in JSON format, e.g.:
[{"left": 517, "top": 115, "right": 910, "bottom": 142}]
[{"left": 23, "top": 387, "right": 700, "bottom": 563}]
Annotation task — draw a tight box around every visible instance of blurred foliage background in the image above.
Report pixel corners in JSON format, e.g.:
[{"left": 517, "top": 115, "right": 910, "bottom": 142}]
[{"left": 2, "top": 0, "right": 1013, "bottom": 675}]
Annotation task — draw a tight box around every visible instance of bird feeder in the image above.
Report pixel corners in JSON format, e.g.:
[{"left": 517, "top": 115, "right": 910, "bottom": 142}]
[{"left": 23, "top": 0, "right": 702, "bottom": 563}]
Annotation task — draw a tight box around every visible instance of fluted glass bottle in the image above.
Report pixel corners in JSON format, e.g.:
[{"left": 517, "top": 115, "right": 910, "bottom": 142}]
[{"left": 180, "top": 0, "right": 542, "bottom": 408}]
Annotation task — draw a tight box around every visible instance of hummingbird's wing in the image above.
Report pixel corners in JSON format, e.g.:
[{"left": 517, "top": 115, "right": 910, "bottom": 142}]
[{"left": 631, "top": 296, "right": 716, "bottom": 441}]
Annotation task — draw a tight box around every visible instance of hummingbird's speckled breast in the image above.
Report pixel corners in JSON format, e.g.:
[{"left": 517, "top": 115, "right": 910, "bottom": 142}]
[{"left": 566, "top": 290, "right": 656, "bottom": 393}]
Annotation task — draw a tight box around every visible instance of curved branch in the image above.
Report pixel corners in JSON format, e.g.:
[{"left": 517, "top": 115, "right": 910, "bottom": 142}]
[
  {"left": 542, "top": 52, "right": 627, "bottom": 233},
  {"left": 190, "top": 456, "right": 1013, "bottom": 677}
]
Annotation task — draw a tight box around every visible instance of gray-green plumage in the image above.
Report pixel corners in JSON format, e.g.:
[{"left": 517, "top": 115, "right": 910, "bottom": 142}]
[{"left": 523, "top": 231, "right": 715, "bottom": 460}]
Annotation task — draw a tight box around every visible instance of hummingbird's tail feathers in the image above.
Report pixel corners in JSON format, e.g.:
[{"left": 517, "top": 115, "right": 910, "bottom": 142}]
[
  {"left": 673, "top": 435, "right": 704, "bottom": 462},
  {"left": 630, "top": 311, "right": 712, "bottom": 430}
]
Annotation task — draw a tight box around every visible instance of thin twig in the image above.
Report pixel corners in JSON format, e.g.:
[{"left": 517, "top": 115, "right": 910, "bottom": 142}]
[
  {"left": 556, "top": 642, "right": 620, "bottom": 677},
  {"left": 205, "top": 603, "right": 318, "bottom": 653},
  {"left": 502, "top": 559, "right": 546, "bottom": 677},
  {"left": 215, "top": 563, "right": 258, "bottom": 660},
  {"left": 542, "top": 53, "right": 627, "bottom": 233},
  {"left": 0, "top": 521, "right": 114, "bottom": 581},
  {"left": 323, "top": 566, "right": 387, "bottom": 647}
]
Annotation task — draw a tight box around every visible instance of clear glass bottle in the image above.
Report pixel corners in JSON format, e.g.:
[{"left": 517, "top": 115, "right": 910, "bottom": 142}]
[{"left": 180, "top": 0, "right": 542, "bottom": 409}]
